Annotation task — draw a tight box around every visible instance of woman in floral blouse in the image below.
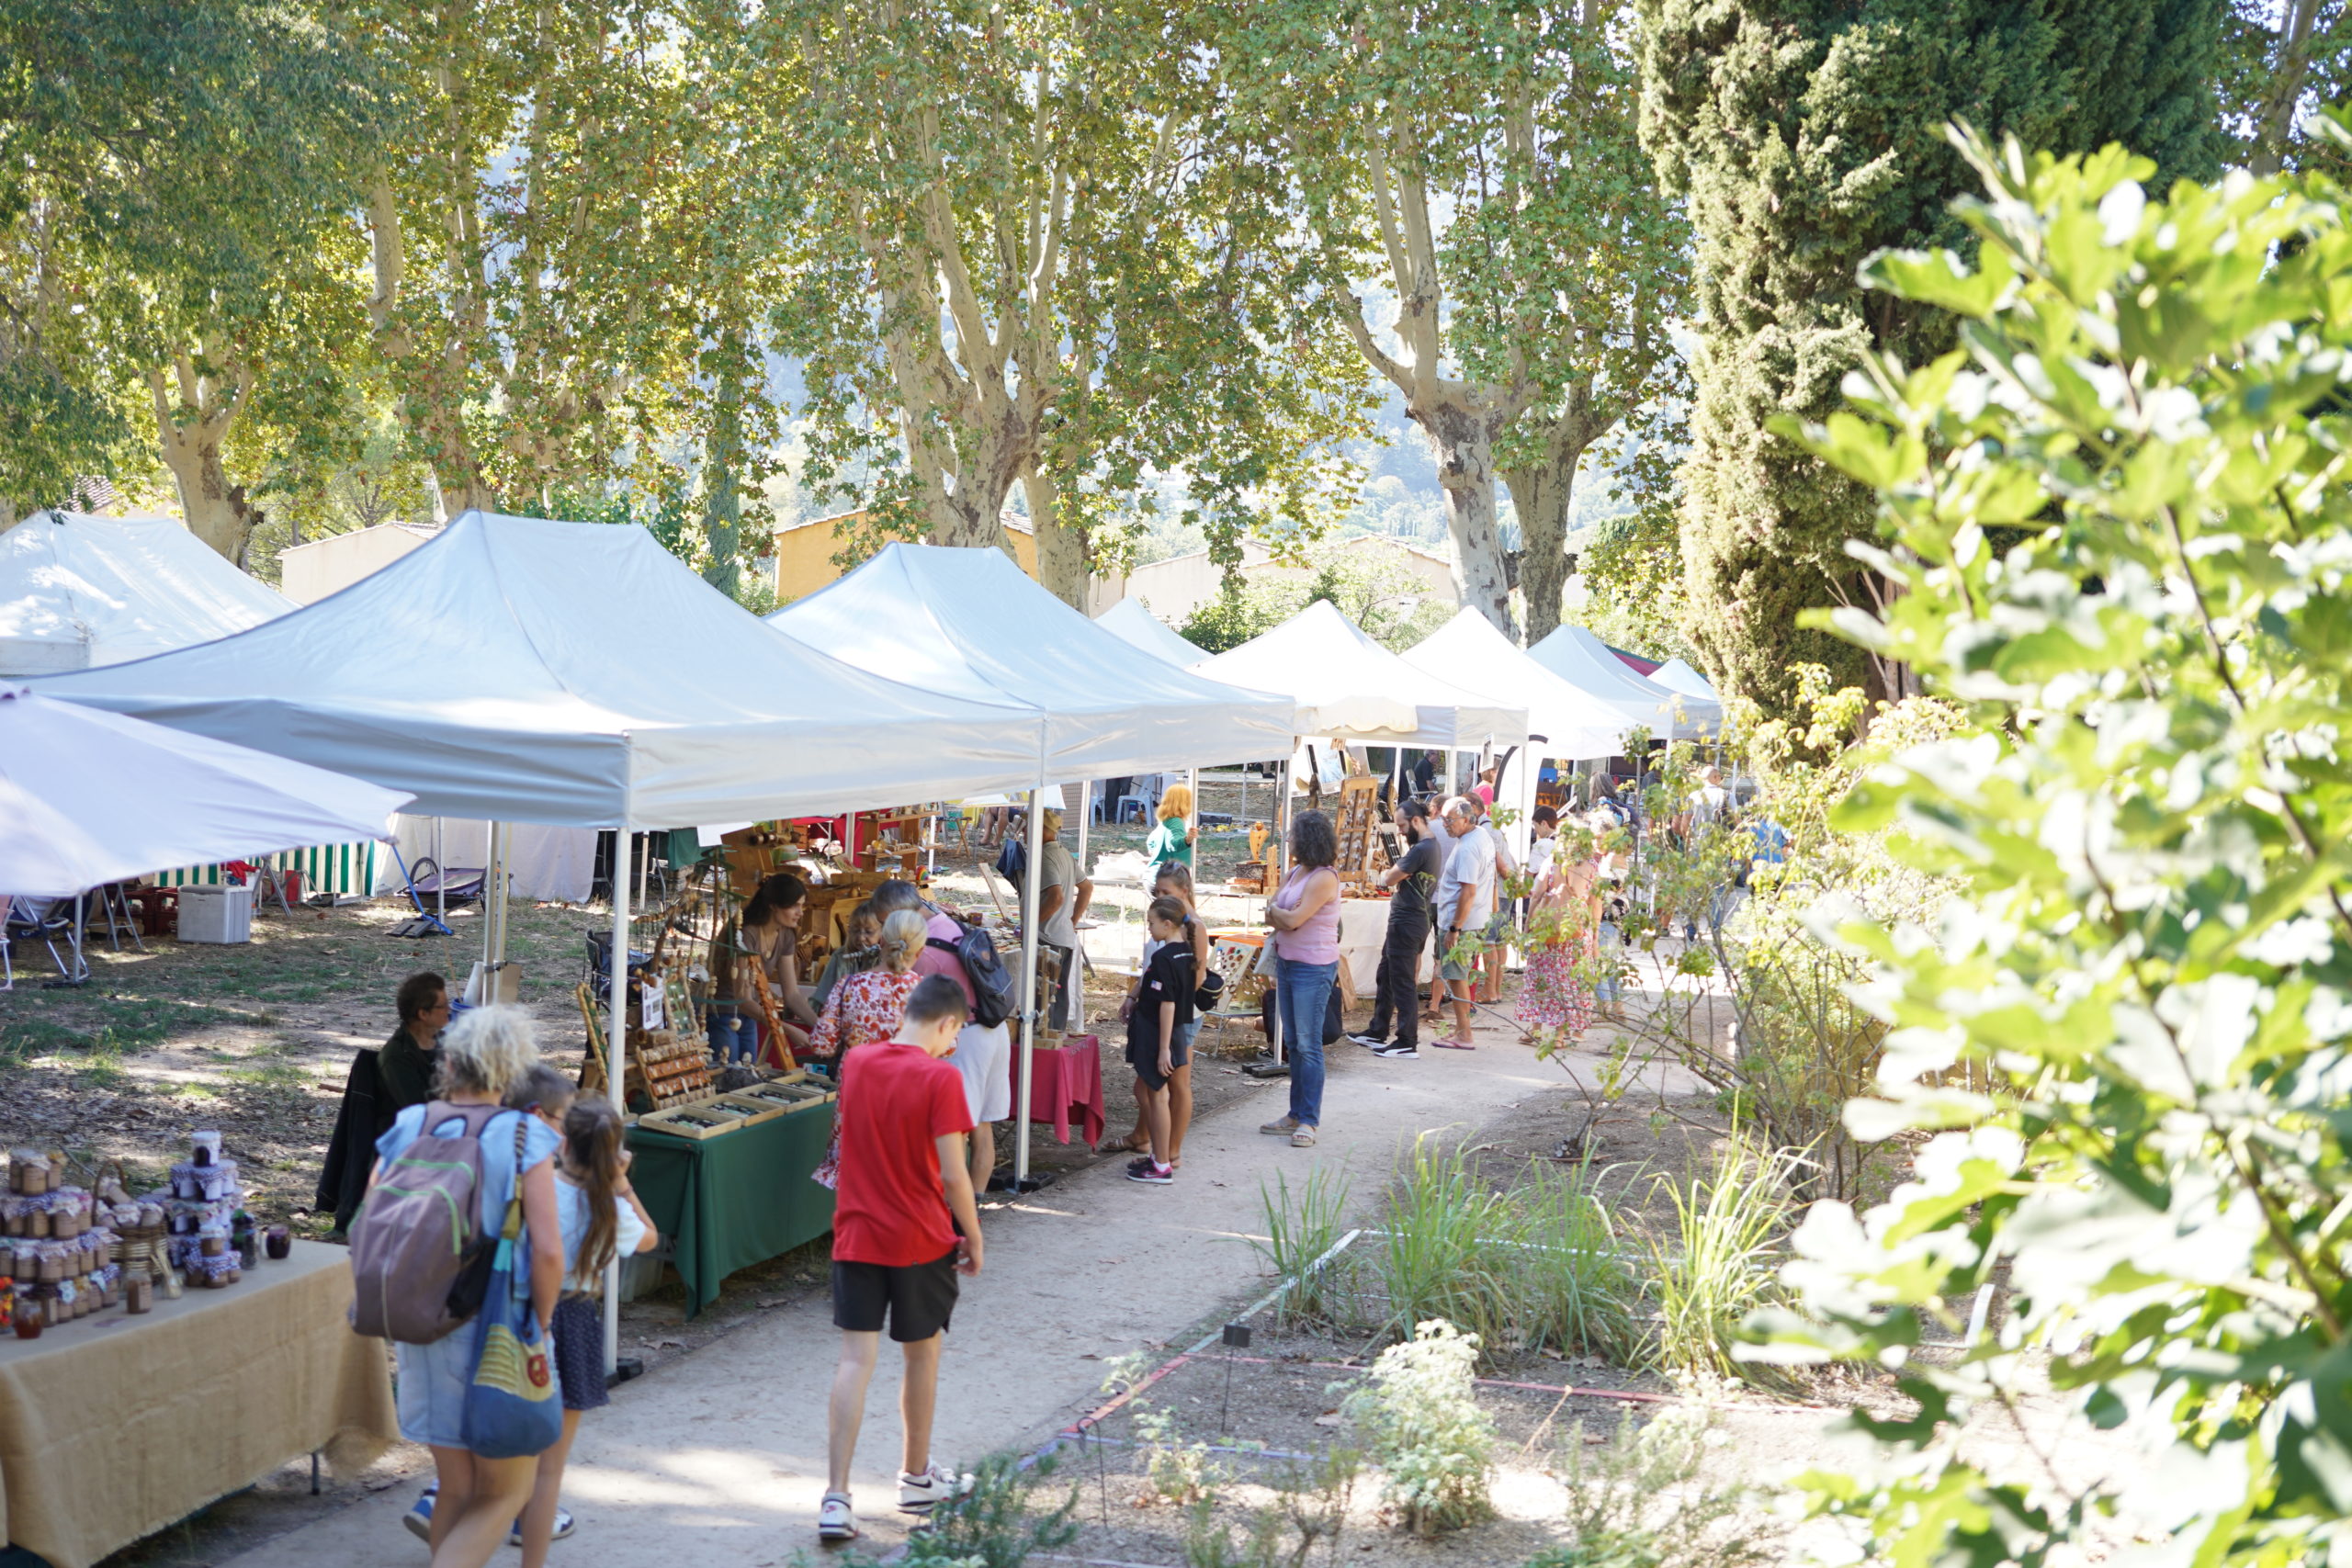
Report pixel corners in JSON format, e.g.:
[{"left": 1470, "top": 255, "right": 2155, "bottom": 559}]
[{"left": 808, "top": 908, "right": 927, "bottom": 1063}]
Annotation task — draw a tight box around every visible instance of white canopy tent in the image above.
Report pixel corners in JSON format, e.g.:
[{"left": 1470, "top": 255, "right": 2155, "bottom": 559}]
[
  {"left": 1193, "top": 599, "right": 1526, "bottom": 748},
  {"left": 771, "top": 545, "right": 1292, "bottom": 779},
  {"left": 771, "top": 543, "right": 1295, "bottom": 1185},
  {"left": 1403, "top": 609, "right": 1625, "bottom": 764},
  {"left": 0, "top": 512, "right": 291, "bottom": 676},
  {"left": 1650, "top": 657, "right": 1723, "bottom": 704},
  {"left": 1, "top": 687, "right": 409, "bottom": 981},
  {"left": 33, "top": 512, "right": 1049, "bottom": 827},
  {"left": 1092, "top": 596, "right": 1204, "bottom": 667},
  {"left": 1528, "top": 624, "right": 1719, "bottom": 740}
]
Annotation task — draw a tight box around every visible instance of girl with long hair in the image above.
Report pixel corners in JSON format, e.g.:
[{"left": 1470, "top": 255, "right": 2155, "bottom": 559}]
[
  {"left": 1517, "top": 811, "right": 1600, "bottom": 1044},
  {"left": 1114, "top": 862, "right": 1208, "bottom": 1161},
  {"left": 514, "top": 1095, "right": 657, "bottom": 1568}
]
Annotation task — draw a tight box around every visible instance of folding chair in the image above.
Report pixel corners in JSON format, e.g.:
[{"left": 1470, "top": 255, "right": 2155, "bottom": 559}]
[{"left": 4, "top": 897, "right": 86, "bottom": 987}]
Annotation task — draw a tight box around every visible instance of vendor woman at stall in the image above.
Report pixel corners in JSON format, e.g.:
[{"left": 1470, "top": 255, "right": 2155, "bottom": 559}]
[{"left": 733, "top": 873, "right": 819, "bottom": 1065}]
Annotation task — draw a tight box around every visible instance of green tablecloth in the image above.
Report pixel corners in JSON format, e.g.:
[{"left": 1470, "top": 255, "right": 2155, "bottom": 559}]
[{"left": 628, "top": 1106, "right": 836, "bottom": 1316}]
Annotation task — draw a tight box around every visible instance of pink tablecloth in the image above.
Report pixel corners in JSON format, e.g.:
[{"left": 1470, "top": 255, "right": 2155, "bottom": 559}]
[{"left": 1025, "top": 1035, "right": 1106, "bottom": 1148}]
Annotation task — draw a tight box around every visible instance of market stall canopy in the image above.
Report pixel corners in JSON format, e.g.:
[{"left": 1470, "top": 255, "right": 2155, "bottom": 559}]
[
  {"left": 1193, "top": 599, "right": 1526, "bottom": 747},
  {"left": 0, "top": 511, "right": 292, "bottom": 676},
  {"left": 0, "top": 687, "right": 411, "bottom": 898},
  {"left": 1649, "top": 658, "right": 1719, "bottom": 702},
  {"left": 1402, "top": 609, "right": 1625, "bottom": 761},
  {"left": 1092, "top": 596, "right": 1204, "bottom": 667},
  {"left": 768, "top": 543, "right": 1293, "bottom": 775},
  {"left": 29, "top": 512, "right": 1047, "bottom": 828},
  {"left": 1527, "top": 624, "right": 1718, "bottom": 740}
]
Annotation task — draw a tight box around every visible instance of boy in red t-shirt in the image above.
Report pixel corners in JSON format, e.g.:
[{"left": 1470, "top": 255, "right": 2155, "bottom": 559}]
[{"left": 820, "top": 975, "right": 983, "bottom": 1544}]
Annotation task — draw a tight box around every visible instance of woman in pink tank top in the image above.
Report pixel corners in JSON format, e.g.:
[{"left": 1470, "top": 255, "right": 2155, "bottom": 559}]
[{"left": 1264, "top": 810, "right": 1343, "bottom": 1143}]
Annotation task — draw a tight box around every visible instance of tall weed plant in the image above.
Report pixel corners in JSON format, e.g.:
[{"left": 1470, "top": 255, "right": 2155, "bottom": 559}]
[
  {"left": 1251, "top": 1166, "right": 1351, "bottom": 1325},
  {"left": 1649, "top": 1146, "right": 1797, "bottom": 1391},
  {"left": 1537, "top": 1404, "right": 1775, "bottom": 1568},
  {"left": 1376, "top": 1138, "right": 1636, "bottom": 1359},
  {"left": 1745, "top": 125, "right": 2352, "bottom": 1565}
]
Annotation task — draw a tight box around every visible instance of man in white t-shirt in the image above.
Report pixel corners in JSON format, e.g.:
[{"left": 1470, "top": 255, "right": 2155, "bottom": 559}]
[
  {"left": 1679, "top": 766, "right": 1733, "bottom": 941},
  {"left": 1435, "top": 798, "right": 1497, "bottom": 1049}
]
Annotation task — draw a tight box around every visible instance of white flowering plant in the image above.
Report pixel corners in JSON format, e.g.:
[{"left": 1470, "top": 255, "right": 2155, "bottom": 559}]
[
  {"left": 1746, "top": 120, "right": 2352, "bottom": 1565},
  {"left": 1340, "top": 1318, "right": 1496, "bottom": 1534}
]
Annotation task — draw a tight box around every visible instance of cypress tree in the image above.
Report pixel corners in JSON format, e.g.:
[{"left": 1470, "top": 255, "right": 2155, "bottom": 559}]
[{"left": 1635, "top": 0, "right": 2223, "bottom": 719}]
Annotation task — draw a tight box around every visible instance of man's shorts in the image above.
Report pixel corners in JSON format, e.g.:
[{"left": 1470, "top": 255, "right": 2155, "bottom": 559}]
[
  {"left": 1438, "top": 927, "right": 1471, "bottom": 983},
  {"left": 832, "top": 1247, "right": 960, "bottom": 1342},
  {"left": 948, "top": 1021, "right": 1012, "bottom": 1123}
]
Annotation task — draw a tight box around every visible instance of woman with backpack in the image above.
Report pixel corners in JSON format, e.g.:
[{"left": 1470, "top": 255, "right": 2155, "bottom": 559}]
[{"left": 364, "top": 1005, "right": 564, "bottom": 1568}]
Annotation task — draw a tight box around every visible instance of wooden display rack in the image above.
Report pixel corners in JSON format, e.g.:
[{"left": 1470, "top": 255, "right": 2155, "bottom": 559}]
[
  {"left": 1333, "top": 775, "right": 1389, "bottom": 889},
  {"left": 635, "top": 1077, "right": 833, "bottom": 1141}
]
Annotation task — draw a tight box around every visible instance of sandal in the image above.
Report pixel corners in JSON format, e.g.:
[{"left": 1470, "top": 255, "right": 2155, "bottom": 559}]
[
  {"left": 1105, "top": 1131, "right": 1149, "bottom": 1155},
  {"left": 1431, "top": 1038, "right": 1478, "bottom": 1050}
]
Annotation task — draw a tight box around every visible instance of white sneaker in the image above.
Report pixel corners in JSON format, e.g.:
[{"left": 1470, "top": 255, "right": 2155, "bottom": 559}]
[
  {"left": 898, "top": 1463, "right": 974, "bottom": 1513},
  {"left": 1372, "top": 1042, "right": 1419, "bottom": 1059},
  {"left": 1345, "top": 1032, "right": 1386, "bottom": 1049},
  {"left": 818, "top": 1491, "right": 857, "bottom": 1541}
]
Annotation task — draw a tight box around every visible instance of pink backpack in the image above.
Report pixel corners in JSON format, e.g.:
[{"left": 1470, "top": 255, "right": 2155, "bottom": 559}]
[{"left": 347, "top": 1101, "right": 510, "bottom": 1344}]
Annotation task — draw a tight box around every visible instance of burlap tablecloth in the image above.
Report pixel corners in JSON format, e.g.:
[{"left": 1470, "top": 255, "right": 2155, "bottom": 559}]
[{"left": 0, "top": 1238, "right": 395, "bottom": 1568}]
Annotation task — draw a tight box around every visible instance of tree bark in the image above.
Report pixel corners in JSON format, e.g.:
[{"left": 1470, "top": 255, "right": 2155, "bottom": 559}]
[
  {"left": 1415, "top": 399, "right": 1517, "bottom": 636},
  {"left": 1024, "top": 468, "right": 1091, "bottom": 609},
  {"left": 1504, "top": 397, "right": 1601, "bottom": 644},
  {"left": 701, "top": 328, "right": 747, "bottom": 598},
  {"left": 148, "top": 353, "right": 261, "bottom": 564},
  {"left": 2252, "top": 0, "right": 2323, "bottom": 175}
]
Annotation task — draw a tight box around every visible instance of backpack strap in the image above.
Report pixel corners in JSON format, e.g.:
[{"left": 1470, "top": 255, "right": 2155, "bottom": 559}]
[
  {"left": 925, "top": 936, "right": 961, "bottom": 956},
  {"left": 497, "top": 1115, "right": 529, "bottom": 1242}
]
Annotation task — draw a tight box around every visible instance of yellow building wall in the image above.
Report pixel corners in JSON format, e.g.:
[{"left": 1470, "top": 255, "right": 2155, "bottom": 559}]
[{"left": 772, "top": 510, "right": 1039, "bottom": 604}]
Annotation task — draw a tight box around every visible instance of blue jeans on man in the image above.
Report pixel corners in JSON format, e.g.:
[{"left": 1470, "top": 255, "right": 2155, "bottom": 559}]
[{"left": 1276, "top": 955, "right": 1337, "bottom": 1127}]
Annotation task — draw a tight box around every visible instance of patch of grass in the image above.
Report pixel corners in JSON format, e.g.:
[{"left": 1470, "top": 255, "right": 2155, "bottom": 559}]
[
  {"left": 1372, "top": 1138, "right": 1640, "bottom": 1360},
  {"left": 1648, "top": 1145, "right": 1800, "bottom": 1391},
  {"left": 225, "top": 1059, "right": 311, "bottom": 1089},
  {"left": 1253, "top": 1165, "right": 1351, "bottom": 1324}
]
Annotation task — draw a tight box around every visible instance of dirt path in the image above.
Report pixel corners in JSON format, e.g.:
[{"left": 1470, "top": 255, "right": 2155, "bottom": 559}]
[{"left": 219, "top": 1000, "right": 1602, "bottom": 1566}]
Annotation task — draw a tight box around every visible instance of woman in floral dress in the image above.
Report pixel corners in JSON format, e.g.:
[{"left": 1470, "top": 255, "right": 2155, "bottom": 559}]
[
  {"left": 1517, "top": 811, "right": 1599, "bottom": 1043},
  {"left": 808, "top": 908, "right": 926, "bottom": 1063}
]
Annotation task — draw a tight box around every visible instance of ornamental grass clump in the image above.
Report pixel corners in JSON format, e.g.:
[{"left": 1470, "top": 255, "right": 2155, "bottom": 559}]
[{"left": 1340, "top": 1318, "right": 1495, "bottom": 1535}]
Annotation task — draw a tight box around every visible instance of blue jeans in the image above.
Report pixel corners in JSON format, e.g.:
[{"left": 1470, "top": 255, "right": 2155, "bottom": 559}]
[
  {"left": 707, "top": 1003, "right": 753, "bottom": 1065},
  {"left": 1277, "top": 956, "right": 1338, "bottom": 1128}
]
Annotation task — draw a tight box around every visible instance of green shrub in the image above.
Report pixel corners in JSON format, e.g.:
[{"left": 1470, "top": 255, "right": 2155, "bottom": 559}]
[
  {"left": 1535, "top": 1404, "right": 1774, "bottom": 1568},
  {"left": 1746, "top": 122, "right": 2352, "bottom": 1564},
  {"left": 1647, "top": 1146, "right": 1797, "bottom": 1391}
]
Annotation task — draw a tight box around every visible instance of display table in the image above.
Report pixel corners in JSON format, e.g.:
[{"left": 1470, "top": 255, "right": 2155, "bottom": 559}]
[
  {"left": 1027, "top": 1035, "right": 1106, "bottom": 1147},
  {"left": 1334, "top": 898, "right": 1432, "bottom": 998},
  {"left": 629, "top": 1107, "right": 836, "bottom": 1318},
  {"left": 0, "top": 1240, "right": 395, "bottom": 1568}
]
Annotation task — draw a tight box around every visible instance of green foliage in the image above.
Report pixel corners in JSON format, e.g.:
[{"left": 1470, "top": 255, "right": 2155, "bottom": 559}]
[
  {"left": 0, "top": 0, "right": 391, "bottom": 525},
  {"left": 1219, "top": 0, "right": 1690, "bottom": 635},
  {"left": 1647, "top": 1146, "right": 1798, "bottom": 1390},
  {"left": 2218, "top": 0, "right": 2352, "bottom": 179},
  {"left": 1376, "top": 1139, "right": 1637, "bottom": 1360},
  {"left": 1536, "top": 1405, "right": 1775, "bottom": 1568},
  {"left": 1602, "top": 682, "right": 1965, "bottom": 1202},
  {"left": 1253, "top": 1165, "right": 1352, "bottom": 1325},
  {"left": 889, "top": 1453, "right": 1079, "bottom": 1568},
  {"left": 1634, "top": 0, "right": 2224, "bottom": 724},
  {"left": 1339, "top": 1319, "right": 1496, "bottom": 1536},
  {"left": 1181, "top": 1447, "right": 1361, "bottom": 1568},
  {"left": 1747, "top": 128, "right": 2352, "bottom": 1564},
  {"left": 1179, "top": 541, "right": 1451, "bottom": 654}
]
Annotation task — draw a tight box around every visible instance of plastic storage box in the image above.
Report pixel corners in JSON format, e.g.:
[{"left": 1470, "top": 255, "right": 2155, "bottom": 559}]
[{"left": 175, "top": 885, "right": 253, "bottom": 944}]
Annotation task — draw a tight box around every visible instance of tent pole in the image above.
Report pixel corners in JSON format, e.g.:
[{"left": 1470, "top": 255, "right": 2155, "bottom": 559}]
[
  {"left": 1270, "top": 756, "right": 1291, "bottom": 1067},
  {"left": 1073, "top": 783, "right": 1090, "bottom": 1035},
  {"left": 1013, "top": 787, "right": 1045, "bottom": 1187},
  {"left": 435, "top": 818, "right": 446, "bottom": 927}
]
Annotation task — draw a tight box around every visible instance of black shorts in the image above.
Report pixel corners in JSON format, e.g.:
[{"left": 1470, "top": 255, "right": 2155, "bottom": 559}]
[
  {"left": 832, "top": 1247, "right": 960, "bottom": 1342},
  {"left": 1125, "top": 1026, "right": 1192, "bottom": 1092}
]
